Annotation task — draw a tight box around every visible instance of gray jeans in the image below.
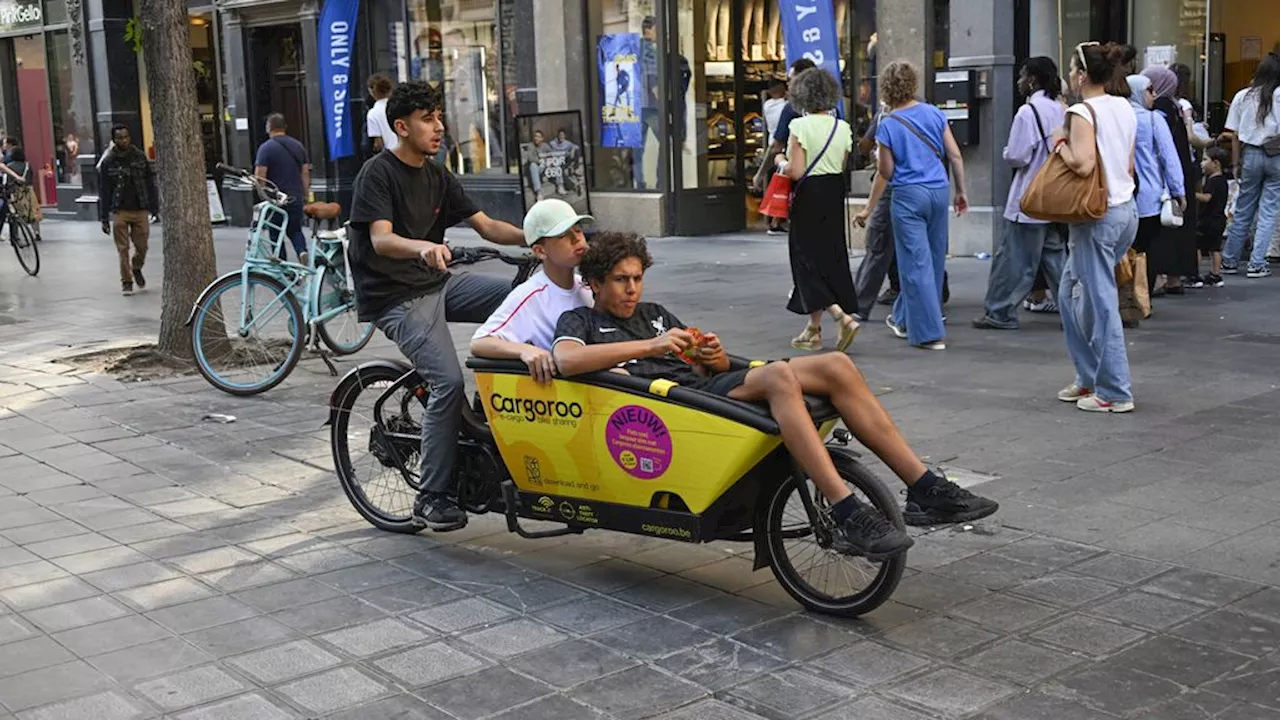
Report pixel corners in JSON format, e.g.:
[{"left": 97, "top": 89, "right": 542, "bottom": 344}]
[
  {"left": 853, "top": 188, "right": 894, "bottom": 319},
  {"left": 980, "top": 220, "right": 1066, "bottom": 327},
  {"left": 374, "top": 272, "right": 510, "bottom": 498}
]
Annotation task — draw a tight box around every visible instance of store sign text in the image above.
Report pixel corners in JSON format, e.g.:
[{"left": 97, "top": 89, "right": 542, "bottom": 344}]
[
  {"left": 779, "top": 0, "right": 842, "bottom": 101},
  {"left": 0, "top": 0, "right": 43, "bottom": 32},
  {"left": 317, "top": 0, "right": 360, "bottom": 160}
]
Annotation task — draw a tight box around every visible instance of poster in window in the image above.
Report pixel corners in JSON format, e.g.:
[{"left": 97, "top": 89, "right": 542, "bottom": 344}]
[
  {"left": 598, "top": 33, "right": 643, "bottom": 148},
  {"left": 516, "top": 111, "right": 590, "bottom": 217}
]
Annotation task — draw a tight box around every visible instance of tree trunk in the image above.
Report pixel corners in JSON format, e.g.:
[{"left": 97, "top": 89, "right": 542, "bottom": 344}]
[{"left": 139, "top": 0, "right": 217, "bottom": 359}]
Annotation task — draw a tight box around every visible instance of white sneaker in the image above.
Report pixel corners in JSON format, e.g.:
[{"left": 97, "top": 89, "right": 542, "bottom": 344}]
[
  {"left": 917, "top": 341, "right": 946, "bottom": 350},
  {"left": 1057, "top": 383, "right": 1092, "bottom": 402},
  {"left": 1076, "top": 395, "right": 1134, "bottom": 413},
  {"left": 885, "top": 316, "right": 907, "bottom": 339}
]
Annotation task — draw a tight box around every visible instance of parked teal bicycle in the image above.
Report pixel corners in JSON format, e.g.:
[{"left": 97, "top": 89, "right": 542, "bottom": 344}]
[{"left": 187, "top": 164, "right": 373, "bottom": 396}]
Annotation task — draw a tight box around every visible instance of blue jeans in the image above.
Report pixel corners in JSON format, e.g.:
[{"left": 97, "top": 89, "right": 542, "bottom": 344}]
[
  {"left": 1223, "top": 145, "right": 1280, "bottom": 269},
  {"left": 890, "top": 184, "right": 949, "bottom": 345},
  {"left": 276, "top": 202, "right": 308, "bottom": 260},
  {"left": 633, "top": 109, "right": 658, "bottom": 189},
  {"left": 980, "top": 220, "right": 1067, "bottom": 327},
  {"left": 1060, "top": 200, "right": 1138, "bottom": 403}
]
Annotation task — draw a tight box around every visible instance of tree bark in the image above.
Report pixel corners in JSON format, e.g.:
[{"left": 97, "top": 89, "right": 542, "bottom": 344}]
[{"left": 139, "top": 0, "right": 217, "bottom": 359}]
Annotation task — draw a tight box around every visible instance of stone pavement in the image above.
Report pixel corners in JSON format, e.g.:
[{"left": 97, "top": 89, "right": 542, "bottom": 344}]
[{"left": 0, "top": 221, "right": 1279, "bottom": 719}]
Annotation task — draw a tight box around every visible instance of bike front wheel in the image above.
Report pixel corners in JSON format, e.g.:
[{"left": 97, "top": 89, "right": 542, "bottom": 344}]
[
  {"left": 191, "top": 272, "right": 304, "bottom": 395},
  {"left": 314, "top": 264, "right": 374, "bottom": 356},
  {"left": 10, "top": 220, "right": 39, "bottom": 276}
]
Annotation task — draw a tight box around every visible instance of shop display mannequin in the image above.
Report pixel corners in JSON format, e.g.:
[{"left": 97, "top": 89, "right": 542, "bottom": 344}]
[
  {"left": 743, "top": 0, "right": 765, "bottom": 60},
  {"left": 705, "top": 0, "right": 731, "bottom": 60},
  {"left": 766, "top": 0, "right": 781, "bottom": 60}
]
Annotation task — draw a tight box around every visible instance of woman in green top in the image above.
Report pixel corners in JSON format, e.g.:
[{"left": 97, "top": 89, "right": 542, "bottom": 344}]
[{"left": 780, "top": 68, "right": 860, "bottom": 352}]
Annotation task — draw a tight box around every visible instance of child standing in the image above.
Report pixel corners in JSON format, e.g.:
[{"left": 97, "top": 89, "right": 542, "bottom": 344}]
[{"left": 1196, "top": 147, "right": 1230, "bottom": 287}]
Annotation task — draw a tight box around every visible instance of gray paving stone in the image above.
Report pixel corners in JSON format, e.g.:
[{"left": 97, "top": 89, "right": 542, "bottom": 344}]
[
  {"left": 1232, "top": 588, "right": 1280, "bottom": 623},
  {"left": 231, "top": 578, "right": 341, "bottom": 614},
  {"left": 1142, "top": 567, "right": 1265, "bottom": 607},
  {"left": 0, "top": 561, "right": 69, "bottom": 591},
  {"left": 173, "top": 692, "right": 296, "bottom": 720},
  {"left": 411, "top": 597, "right": 514, "bottom": 634},
  {"left": 1107, "top": 635, "right": 1252, "bottom": 688},
  {"left": 270, "top": 596, "right": 388, "bottom": 635},
  {"left": 274, "top": 546, "right": 368, "bottom": 575},
  {"left": 80, "top": 561, "right": 182, "bottom": 592},
  {"left": 1171, "top": 609, "right": 1280, "bottom": 658},
  {"left": 134, "top": 665, "right": 247, "bottom": 711},
  {"left": 0, "top": 577, "right": 100, "bottom": 611},
  {"left": 732, "top": 616, "right": 862, "bottom": 662},
  {"left": 114, "top": 577, "right": 214, "bottom": 612},
  {"left": 591, "top": 617, "right": 716, "bottom": 661},
  {"left": 961, "top": 639, "right": 1085, "bottom": 686},
  {"left": 227, "top": 640, "right": 341, "bottom": 684},
  {"left": 16, "top": 690, "right": 148, "bottom": 720},
  {"left": 569, "top": 665, "right": 706, "bottom": 720},
  {"left": 308, "top": 562, "right": 408, "bottom": 594},
  {"left": 811, "top": 695, "right": 936, "bottom": 720},
  {"left": 22, "top": 533, "right": 118, "bottom": 560},
  {"left": 932, "top": 553, "right": 1049, "bottom": 591},
  {"left": 485, "top": 578, "right": 587, "bottom": 613},
  {"left": 973, "top": 691, "right": 1116, "bottom": 720},
  {"left": 1030, "top": 614, "right": 1148, "bottom": 657},
  {"left": 1203, "top": 659, "right": 1280, "bottom": 712},
  {"left": 147, "top": 596, "right": 258, "bottom": 634},
  {"left": 723, "top": 667, "right": 853, "bottom": 719},
  {"left": 356, "top": 577, "right": 465, "bottom": 615},
  {"left": 881, "top": 615, "right": 1000, "bottom": 659},
  {"left": 508, "top": 639, "right": 639, "bottom": 689},
  {"left": 1010, "top": 573, "right": 1122, "bottom": 608},
  {"left": 319, "top": 617, "right": 430, "bottom": 658},
  {"left": 89, "top": 636, "right": 214, "bottom": 685},
  {"left": 0, "top": 660, "right": 115, "bottom": 712},
  {"left": 0, "top": 613, "right": 38, "bottom": 645},
  {"left": 808, "top": 640, "right": 931, "bottom": 687},
  {"left": 0, "top": 636, "right": 75, "bottom": 678},
  {"left": 947, "top": 593, "right": 1059, "bottom": 632},
  {"left": 320, "top": 694, "right": 452, "bottom": 720},
  {"left": 52, "top": 614, "right": 169, "bottom": 658},
  {"left": 0, "top": 520, "right": 90, "bottom": 546},
  {"left": 181, "top": 616, "right": 301, "bottom": 659},
  {"left": 24, "top": 595, "right": 130, "bottom": 633},
  {"left": 609, "top": 574, "right": 723, "bottom": 613},
  {"left": 1133, "top": 691, "right": 1240, "bottom": 720},
  {"left": 421, "top": 665, "right": 554, "bottom": 720},
  {"left": 196, "top": 561, "right": 298, "bottom": 593},
  {"left": 656, "top": 637, "right": 785, "bottom": 692},
  {"left": 490, "top": 694, "right": 608, "bottom": 720},
  {"left": 238, "top": 532, "right": 336, "bottom": 558},
  {"left": 276, "top": 665, "right": 392, "bottom": 715},
  {"left": 887, "top": 667, "right": 1018, "bottom": 717},
  {"left": 667, "top": 594, "right": 789, "bottom": 636},
  {"left": 100, "top": 520, "right": 190, "bottom": 545},
  {"left": 129, "top": 533, "right": 229, "bottom": 560},
  {"left": 532, "top": 595, "right": 651, "bottom": 636},
  {"left": 50, "top": 546, "right": 149, "bottom": 575},
  {"left": 460, "top": 617, "right": 569, "bottom": 659},
  {"left": 372, "top": 642, "right": 487, "bottom": 687},
  {"left": 1089, "top": 590, "right": 1207, "bottom": 630},
  {"left": 1060, "top": 665, "right": 1184, "bottom": 716},
  {"left": 889, "top": 571, "right": 989, "bottom": 611},
  {"left": 168, "top": 546, "right": 262, "bottom": 575}
]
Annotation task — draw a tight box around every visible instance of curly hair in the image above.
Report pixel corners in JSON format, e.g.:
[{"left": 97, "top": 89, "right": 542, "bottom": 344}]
[
  {"left": 879, "top": 61, "right": 919, "bottom": 107},
  {"left": 386, "top": 80, "right": 443, "bottom": 125},
  {"left": 579, "top": 232, "right": 652, "bottom": 284},
  {"left": 788, "top": 68, "right": 841, "bottom": 113}
]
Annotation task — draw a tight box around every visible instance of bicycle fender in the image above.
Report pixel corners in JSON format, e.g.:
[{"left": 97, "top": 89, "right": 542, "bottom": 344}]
[
  {"left": 184, "top": 269, "right": 253, "bottom": 326},
  {"left": 325, "top": 358, "right": 414, "bottom": 426}
]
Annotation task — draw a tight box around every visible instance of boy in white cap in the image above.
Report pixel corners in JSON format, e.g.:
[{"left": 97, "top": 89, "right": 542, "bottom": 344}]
[{"left": 470, "top": 199, "right": 594, "bottom": 383}]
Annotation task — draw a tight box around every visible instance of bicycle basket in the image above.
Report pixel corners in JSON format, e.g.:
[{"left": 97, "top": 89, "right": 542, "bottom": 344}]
[{"left": 10, "top": 185, "right": 40, "bottom": 224}]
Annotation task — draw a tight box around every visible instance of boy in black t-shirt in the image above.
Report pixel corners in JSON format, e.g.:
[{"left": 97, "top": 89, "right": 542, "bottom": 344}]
[
  {"left": 552, "top": 234, "right": 998, "bottom": 560},
  {"left": 1196, "top": 147, "right": 1229, "bottom": 287},
  {"left": 348, "top": 80, "right": 526, "bottom": 532}
]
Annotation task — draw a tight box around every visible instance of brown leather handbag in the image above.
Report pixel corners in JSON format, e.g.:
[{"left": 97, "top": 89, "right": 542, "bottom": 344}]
[{"left": 1020, "top": 102, "right": 1109, "bottom": 223}]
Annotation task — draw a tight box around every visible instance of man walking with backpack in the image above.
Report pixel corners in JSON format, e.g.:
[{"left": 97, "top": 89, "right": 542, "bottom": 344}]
[{"left": 255, "top": 113, "right": 311, "bottom": 264}]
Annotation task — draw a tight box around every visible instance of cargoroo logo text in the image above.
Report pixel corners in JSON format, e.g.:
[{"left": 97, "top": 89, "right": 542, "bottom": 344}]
[{"left": 489, "top": 393, "right": 583, "bottom": 423}]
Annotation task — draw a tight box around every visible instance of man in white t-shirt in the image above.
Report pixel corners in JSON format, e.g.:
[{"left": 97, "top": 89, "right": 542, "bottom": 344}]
[
  {"left": 470, "top": 199, "right": 594, "bottom": 382},
  {"left": 366, "top": 74, "right": 399, "bottom": 153}
]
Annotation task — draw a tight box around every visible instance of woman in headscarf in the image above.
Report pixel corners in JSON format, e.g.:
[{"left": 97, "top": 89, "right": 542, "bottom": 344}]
[
  {"left": 1143, "top": 65, "right": 1199, "bottom": 295},
  {"left": 1124, "top": 74, "right": 1186, "bottom": 326}
]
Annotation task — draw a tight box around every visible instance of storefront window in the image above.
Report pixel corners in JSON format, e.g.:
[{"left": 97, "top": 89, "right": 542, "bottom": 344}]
[
  {"left": 44, "top": 30, "right": 81, "bottom": 185},
  {"left": 407, "top": 0, "right": 508, "bottom": 176},
  {"left": 588, "top": 0, "right": 664, "bottom": 191},
  {"left": 42, "top": 0, "right": 66, "bottom": 25},
  {"left": 1131, "top": 0, "right": 1207, "bottom": 105}
]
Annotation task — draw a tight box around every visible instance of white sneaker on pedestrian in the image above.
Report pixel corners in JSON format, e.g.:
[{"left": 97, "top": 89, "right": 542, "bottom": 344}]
[
  {"left": 885, "top": 316, "right": 907, "bottom": 339},
  {"left": 1057, "top": 383, "right": 1092, "bottom": 402},
  {"left": 1076, "top": 395, "right": 1134, "bottom": 413}
]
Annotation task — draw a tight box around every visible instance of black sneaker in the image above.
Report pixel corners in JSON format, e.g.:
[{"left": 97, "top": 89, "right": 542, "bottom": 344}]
[
  {"left": 412, "top": 493, "right": 468, "bottom": 531},
  {"left": 1185, "top": 275, "right": 1204, "bottom": 289},
  {"left": 903, "top": 478, "right": 999, "bottom": 526},
  {"left": 122, "top": 283, "right": 134, "bottom": 296},
  {"left": 132, "top": 267, "right": 146, "bottom": 289},
  {"left": 832, "top": 507, "right": 914, "bottom": 560},
  {"left": 1206, "top": 273, "right": 1225, "bottom": 287}
]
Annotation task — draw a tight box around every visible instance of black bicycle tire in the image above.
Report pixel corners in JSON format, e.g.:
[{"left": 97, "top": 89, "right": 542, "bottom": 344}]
[
  {"left": 764, "top": 449, "right": 907, "bottom": 616},
  {"left": 191, "top": 272, "right": 305, "bottom": 396},
  {"left": 331, "top": 364, "right": 422, "bottom": 533},
  {"left": 10, "top": 220, "right": 39, "bottom": 276},
  {"left": 314, "top": 265, "right": 374, "bottom": 356}
]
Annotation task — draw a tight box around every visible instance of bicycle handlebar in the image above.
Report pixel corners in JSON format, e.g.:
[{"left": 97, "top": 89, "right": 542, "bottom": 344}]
[
  {"left": 445, "top": 246, "right": 537, "bottom": 268},
  {"left": 217, "top": 163, "right": 289, "bottom": 205}
]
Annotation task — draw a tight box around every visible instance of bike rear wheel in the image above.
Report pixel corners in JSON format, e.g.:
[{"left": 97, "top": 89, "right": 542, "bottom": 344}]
[
  {"left": 331, "top": 364, "right": 424, "bottom": 533},
  {"left": 314, "top": 264, "right": 374, "bottom": 356},
  {"left": 191, "top": 272, "right": 304, "bottom": 395},
  {"left": 764, "top": 448, "right": 907, "bottom": 617},
  {"left": 10, "top": 220, "right": 39, "bottom": 276}
]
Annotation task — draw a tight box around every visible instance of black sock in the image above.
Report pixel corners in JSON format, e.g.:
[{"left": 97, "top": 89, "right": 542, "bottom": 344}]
[
  {"left": 910, "top": 470, "right": 941, "bottom": 497},
  {"left": 831, "top": 494, "right": 860, "bottom": 522}
]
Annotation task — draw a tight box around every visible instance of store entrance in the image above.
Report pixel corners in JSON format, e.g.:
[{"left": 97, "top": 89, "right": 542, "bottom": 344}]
[
  {"left": 246, "top": 24, "right": 309, "bottom": 154},
  {"left": 666, "top": 0, "right": 787, "bottom": 235}
]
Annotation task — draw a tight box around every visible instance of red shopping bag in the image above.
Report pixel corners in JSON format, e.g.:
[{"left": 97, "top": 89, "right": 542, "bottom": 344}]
[{"left": 758, "top": 173, "right": 793, "bottom": 220}]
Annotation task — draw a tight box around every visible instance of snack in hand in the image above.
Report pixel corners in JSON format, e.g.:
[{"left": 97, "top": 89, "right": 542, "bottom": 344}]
[{"left": 678, "top": 327, "right": 706, "bottom": 364}]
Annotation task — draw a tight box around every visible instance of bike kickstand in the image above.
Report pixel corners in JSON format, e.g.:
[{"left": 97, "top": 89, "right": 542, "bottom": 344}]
[{"left": 315, "top": 349, "right": 339, "bottom": 376}]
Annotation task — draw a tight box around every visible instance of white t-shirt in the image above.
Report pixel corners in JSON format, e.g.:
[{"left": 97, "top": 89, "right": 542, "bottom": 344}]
[
  {"left": 763, "top": 98, "right": 787, "bottom": 142},
  {"left": 472, "top": 270, "right": 593, "bottom": 349},
  {"left": 1068, "top": 95, "right": 1136, "bottom": 207},
  {"left": 366, "top": 98, "right": 399, "bottom": 151},
  {"left": 1225, "top": 86, "right": 1280, "bottom": 147}
]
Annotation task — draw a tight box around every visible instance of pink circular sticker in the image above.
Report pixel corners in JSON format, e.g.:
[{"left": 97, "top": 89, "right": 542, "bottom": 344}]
[{"left": 605, "top": 405, "right": 673, "bottom": 479}]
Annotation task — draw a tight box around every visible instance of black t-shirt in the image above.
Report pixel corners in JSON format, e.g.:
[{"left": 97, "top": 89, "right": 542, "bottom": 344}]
[
  {"left": 348, "top": 150, "right": 480, "bottom": 321},
  {"left": 1199, "top": 174, "right": 1227, "bottom": 231},
  {"left": 554, "top": 303, "right": 702, "bottom": 384}
]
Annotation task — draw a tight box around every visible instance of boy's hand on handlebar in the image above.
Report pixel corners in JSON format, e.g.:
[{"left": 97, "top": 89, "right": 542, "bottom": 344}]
[
  {"left": 519, "top": 346, "right": 557, "bottom": 384},
  {"left": 648, "top": 328, "right": 694, "bottom": 358},
  {"left": 420, "top": 243, "right": 452, "bottom": 270}
]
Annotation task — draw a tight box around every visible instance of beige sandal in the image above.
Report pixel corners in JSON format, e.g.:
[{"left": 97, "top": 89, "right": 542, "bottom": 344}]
[
  {"left": 829, "top": 305, "right": 861, "bottom": 351},
  {"left": 791, "top": 322, "right": 822, "bottom": 350}
]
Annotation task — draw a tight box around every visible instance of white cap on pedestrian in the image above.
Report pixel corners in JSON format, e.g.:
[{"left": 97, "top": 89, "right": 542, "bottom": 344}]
[{"left": 522, "top": 199, "right": 593, "bottom": 246}]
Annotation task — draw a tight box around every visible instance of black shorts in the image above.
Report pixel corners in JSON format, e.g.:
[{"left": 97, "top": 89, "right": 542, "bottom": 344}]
[
  {"left": 1197, "top": 220, "right": 1225, "bottom": 253},
  {"left": 687, "top": 368, "right": 752, "bottom": 398}
]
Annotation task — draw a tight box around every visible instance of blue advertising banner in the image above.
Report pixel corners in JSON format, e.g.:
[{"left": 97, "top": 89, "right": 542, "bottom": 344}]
[
  {"left": 319, "top": 0, "right": 360, "bottom": 160},
  {"left": 779, "top": 0, "right": 842, "bottom": 91},
  {"left": 597, "top": 33, "right": 643, "bottom": 148}
]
